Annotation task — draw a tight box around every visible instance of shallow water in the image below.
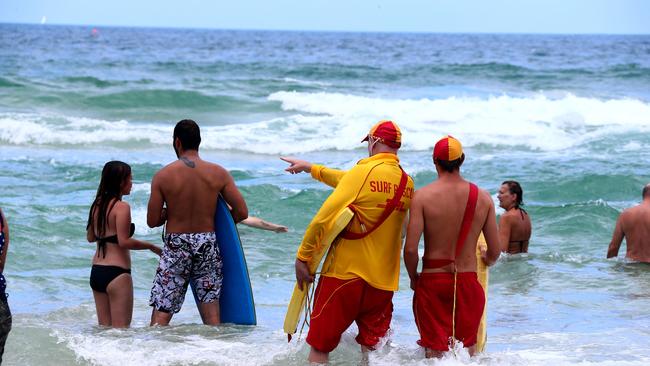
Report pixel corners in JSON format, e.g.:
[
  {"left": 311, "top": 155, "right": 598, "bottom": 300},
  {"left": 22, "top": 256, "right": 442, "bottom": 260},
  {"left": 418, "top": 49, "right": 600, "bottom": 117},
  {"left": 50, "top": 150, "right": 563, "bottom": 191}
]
[{"left": 1, "top": 24, "right": 650, "bottom": 365}]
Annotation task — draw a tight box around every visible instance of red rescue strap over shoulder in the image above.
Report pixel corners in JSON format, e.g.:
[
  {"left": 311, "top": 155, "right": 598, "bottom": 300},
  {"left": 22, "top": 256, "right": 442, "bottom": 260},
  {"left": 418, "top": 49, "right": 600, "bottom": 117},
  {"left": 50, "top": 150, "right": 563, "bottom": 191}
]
[
  {"left": 455, "top": 182, "right": 478, "bottom": 258},
  {"left": 422, "top": 182, "right": 478, "bottom": 269},
  {"left": 340, "top": 167, "right": 408, "bottom": 240}
]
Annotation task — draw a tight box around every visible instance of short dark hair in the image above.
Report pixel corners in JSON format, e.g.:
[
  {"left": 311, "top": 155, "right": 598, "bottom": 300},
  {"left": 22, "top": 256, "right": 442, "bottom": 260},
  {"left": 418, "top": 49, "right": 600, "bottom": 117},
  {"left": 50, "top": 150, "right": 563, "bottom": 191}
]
[
  {"left": 434, "top": 153, "right": 465, "bottom": 173},
  {"left": 502, "top": 180, "right": 524, "bottom": 208},
  {"left": 643, "top": 184, "right": 650, "bottom": 199},
  {"left": 173, "top": 119, "right": 201, "bottom": 150}
]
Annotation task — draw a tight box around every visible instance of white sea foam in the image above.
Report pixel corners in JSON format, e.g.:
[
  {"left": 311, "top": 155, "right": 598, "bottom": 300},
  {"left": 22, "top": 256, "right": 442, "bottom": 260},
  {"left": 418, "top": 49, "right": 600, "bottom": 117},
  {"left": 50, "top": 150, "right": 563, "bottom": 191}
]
[
  {"left": 282, "top": 77, "right": 332, "bottom": 87},
  {"left": 268, "top": 91, "right": 650, "bottom": 152},
  {"left": 130, "top": 206, "right": 158, "bottom": 236},
  {"left": 130, "top": 183, "right": 151, "bottom": 194},
  {"left": 52, "top": 323, "right": 650, "bottom": 366},
  {"left": 15, "top": 304, "right": 650, "bottom": 366},
  {"left": 622, "top": 141, "right": 644, "bottom": 151},
  {"left": 0, "top": 113, "right": 171, "bottom": 146},
  {"left": 2, "top": 92, "right": 650, "bottom": 154},
  {"left": 54, "top": 329, "right": 295, "bottom": 366}
]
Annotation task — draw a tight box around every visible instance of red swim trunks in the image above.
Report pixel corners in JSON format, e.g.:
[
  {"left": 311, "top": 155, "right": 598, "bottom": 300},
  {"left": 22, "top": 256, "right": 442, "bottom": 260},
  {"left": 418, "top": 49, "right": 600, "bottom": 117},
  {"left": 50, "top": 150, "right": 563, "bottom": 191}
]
[
  {"left": 306, "top": 276, "right": 393, "bottom": 353},
  {"left": 413, "top": 272, "right": 485, "bottom": 351}
]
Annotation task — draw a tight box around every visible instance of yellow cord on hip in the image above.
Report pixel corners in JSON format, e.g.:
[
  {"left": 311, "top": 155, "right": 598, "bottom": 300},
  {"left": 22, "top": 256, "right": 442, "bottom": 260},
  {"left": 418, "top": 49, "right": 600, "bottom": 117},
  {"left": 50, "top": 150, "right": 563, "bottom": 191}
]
[{"left": 451, "top": 267, "right": 458, "bottom": 352}]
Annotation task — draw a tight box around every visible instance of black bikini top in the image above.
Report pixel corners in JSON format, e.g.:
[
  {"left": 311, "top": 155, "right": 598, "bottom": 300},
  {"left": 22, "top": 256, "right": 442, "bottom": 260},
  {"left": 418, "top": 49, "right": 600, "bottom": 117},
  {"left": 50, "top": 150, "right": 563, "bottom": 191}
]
[
  {"left": 518, "top": 207, "right": 528, "bottom": 220},
  {"left": 509, "top": 207, "right": 529, "bottom": 248},
  {"left": 96, "top": 223, "right": 135, "bottom": 258}
]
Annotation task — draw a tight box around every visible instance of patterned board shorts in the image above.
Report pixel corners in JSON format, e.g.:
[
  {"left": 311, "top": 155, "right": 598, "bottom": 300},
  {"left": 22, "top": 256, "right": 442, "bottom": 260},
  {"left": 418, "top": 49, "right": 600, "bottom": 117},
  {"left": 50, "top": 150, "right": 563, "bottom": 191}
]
[{"left": 149, "top": 232, "right": 223, "bottom": 313}]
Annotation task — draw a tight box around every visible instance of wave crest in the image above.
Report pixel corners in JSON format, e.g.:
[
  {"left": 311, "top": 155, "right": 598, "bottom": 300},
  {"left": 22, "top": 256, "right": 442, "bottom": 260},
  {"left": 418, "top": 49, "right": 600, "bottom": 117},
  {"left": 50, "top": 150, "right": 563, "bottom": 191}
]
[{"left": 2, "top": 92, "right": 649, "bottom": 154}]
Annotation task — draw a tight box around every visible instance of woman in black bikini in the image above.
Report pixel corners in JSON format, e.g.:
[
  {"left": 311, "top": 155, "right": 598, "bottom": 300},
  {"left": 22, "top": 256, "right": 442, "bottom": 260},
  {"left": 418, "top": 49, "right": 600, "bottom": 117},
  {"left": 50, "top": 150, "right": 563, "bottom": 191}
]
[
  {"left": 497, "top": 180, "right": 532, "bottom": 254},
  {"left": 86, "top": 161, "right": 161, "bottom": 327}
]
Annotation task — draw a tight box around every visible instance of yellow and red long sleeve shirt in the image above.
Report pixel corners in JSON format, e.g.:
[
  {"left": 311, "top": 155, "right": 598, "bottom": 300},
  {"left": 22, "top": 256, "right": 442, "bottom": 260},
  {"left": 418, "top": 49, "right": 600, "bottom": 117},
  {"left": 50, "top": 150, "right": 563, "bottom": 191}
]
[{"left": 296, "top": 153, "right": 414, "bottom": 291}]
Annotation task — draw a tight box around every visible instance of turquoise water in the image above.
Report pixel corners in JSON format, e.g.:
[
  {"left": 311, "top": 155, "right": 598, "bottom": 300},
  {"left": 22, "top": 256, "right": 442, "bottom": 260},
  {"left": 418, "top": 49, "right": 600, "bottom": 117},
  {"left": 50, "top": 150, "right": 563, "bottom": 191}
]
[{"left": 1, "top": 24, "right": 650, "bottom": 365}]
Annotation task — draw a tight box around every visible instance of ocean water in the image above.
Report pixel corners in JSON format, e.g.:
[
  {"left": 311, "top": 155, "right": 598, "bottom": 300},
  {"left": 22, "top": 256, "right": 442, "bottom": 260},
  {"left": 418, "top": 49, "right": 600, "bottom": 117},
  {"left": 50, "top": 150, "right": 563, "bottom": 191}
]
[{"left": 1, "top": 23, "right": 650, "bottom": 365}]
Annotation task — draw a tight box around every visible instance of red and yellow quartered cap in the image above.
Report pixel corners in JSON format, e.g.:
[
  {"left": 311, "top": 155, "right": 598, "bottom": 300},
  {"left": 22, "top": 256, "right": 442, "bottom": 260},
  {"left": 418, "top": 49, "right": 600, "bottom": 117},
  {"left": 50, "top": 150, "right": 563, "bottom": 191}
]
[
  {"left": 361, "top": 120, "right": 402, "bottom": 149},
  {"left": 433, "top": 135, "right": 463, "bottom": 161}
]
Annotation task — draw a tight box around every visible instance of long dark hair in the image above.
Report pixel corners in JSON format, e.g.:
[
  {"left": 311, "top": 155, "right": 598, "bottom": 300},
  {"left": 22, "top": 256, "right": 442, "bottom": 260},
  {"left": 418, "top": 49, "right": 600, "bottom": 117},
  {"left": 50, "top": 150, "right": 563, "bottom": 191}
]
[
  {"left": 86, "top": 161, "right": 131, "bottom": 238},
  {"left": 502, "top": 180, "right": 526, "bottom": 212}
]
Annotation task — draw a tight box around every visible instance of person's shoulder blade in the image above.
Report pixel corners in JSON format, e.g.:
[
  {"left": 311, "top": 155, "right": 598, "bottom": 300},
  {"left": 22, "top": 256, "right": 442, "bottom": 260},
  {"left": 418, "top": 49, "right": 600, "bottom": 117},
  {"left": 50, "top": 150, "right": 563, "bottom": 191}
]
[
  {"left": 476, "top": 187, "right": 496, "bottom": 219},
  {"left": 477, "top": 188, "right": 494, "bottom": 206},
  {"left": 411, "top": 182, "right": 441, "bottom": 206},
  {"left": 201, "top": 161, "right": 229, "bottom": 181},
  {"left": 113, "top": 200, "right": 131, "bottom": 213},
  {"left": 161, "top": 160, "right": 181, "bottom": 171},
  {"left": 204, "top": 160, "right": 226, "bottom": 172},
  {"left": 620, "top": 206, "right": 637, "bottom": 220},
  {"left": 153, "top": 161, "right": 180, "bottom": 180}
]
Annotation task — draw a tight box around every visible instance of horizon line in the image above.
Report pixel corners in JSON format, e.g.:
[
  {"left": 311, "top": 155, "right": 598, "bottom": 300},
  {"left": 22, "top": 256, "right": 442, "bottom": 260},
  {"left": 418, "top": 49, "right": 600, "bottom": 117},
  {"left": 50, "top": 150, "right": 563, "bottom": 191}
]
[{"left": 1, "top": 21, "right": 649, "bottom": 36}]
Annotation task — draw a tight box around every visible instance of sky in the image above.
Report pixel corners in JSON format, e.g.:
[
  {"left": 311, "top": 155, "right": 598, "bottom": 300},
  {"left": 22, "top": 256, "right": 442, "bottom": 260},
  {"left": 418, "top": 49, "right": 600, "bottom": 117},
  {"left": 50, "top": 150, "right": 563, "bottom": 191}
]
[{"left": 0, "top": 0, "right": 648, "bottom": 34}]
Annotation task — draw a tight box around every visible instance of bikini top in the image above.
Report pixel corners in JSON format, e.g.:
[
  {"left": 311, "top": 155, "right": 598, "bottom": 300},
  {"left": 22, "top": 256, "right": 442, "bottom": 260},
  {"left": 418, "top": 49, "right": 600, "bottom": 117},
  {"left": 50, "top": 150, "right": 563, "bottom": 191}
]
[
  {"left": 422, "top": 182, "right": 479, "bottom": 270},
  {"left": 508, "top": 208, "right": 529, "bottom": 249},
  {"left": 518, "top": 207, "right": 528, "bottom": 219},
  {"left": 96, "top": 223, "right": 135, "bottom": 258}
]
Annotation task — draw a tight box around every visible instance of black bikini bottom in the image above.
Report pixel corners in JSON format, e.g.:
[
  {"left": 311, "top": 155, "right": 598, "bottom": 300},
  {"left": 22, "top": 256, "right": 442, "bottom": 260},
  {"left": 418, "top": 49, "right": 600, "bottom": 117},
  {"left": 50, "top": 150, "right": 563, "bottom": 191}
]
[{"left": 89, "top": 265, "right": 131, "bottom": 293}]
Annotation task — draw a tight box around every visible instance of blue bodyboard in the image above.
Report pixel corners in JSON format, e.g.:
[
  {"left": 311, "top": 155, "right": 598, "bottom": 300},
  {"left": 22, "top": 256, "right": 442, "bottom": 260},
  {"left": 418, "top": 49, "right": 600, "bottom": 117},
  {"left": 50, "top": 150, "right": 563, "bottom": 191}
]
[{"left": 192, "top": 196, "right": 256, "bottom": 325}]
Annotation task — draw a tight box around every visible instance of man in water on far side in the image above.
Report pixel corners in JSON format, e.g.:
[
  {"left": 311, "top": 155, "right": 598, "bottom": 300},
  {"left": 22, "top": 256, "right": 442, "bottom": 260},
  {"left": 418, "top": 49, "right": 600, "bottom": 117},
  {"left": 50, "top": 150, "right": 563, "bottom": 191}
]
[
  {"left": 497, "top": 180, "right": 532, "bottom": 254},
  {"left": 607, "top": 183, "right": 650, "bottom": 263},
  {"left": 404, "top": 135, "right": 500, "bottom": 358},
  {"left": 147, "top": 119, "right": 248, "bottom": 325}
]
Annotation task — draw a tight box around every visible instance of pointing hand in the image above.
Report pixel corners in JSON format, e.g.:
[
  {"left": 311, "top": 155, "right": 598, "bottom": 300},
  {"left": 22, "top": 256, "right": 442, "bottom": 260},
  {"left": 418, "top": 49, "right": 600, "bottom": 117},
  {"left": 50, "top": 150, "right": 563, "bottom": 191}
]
[{"left": 281, "top": 157, "right": 313, "bottom": 174}]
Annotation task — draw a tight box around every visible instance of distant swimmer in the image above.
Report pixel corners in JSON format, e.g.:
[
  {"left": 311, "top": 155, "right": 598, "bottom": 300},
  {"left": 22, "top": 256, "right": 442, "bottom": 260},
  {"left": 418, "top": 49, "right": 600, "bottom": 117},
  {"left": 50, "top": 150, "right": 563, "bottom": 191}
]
[
  {"left": 147, "top": 119, "right": 248, "bottom": 326},
  {"left": 86, "top": 161, "right": 162, "bottom": 328},
  {"left": 497, "top": 181, "right": 532, "bottom": 254},
  {"left": 607, "top": 184, "right": 650, "bottom": 263},
  {"left": 282, "top": 120, "right": 414, "bottom": 363},
  {"left": 404, "top": 135, "right": 500, "bottom": 358}
]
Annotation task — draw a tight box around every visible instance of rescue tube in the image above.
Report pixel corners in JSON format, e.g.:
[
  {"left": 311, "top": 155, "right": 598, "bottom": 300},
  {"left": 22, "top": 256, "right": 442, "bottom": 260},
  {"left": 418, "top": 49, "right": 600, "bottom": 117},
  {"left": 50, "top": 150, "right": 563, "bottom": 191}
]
[
  {"left": 283, "top": 207, "right": 354, "bottom": 340},
  {"left": 475, "top": 233, "right": 489, "bottom": 352}
]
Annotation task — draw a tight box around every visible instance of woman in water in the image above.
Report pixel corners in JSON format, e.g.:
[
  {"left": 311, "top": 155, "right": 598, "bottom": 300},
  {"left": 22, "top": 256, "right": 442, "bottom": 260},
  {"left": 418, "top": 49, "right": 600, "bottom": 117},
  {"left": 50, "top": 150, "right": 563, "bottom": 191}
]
[
  {"left": 497, "top": 180, "right": 532, "bottom": 254},
  {"left": 86, "top": 161, "right": 161, "bottom": 327}
]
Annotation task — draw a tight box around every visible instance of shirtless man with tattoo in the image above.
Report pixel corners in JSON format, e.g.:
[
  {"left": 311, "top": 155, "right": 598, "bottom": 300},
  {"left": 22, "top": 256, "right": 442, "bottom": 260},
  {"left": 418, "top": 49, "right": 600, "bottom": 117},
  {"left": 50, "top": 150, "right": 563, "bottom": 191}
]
[{"left": 147, "top": 119, "right": 248, "bottom": 326}]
